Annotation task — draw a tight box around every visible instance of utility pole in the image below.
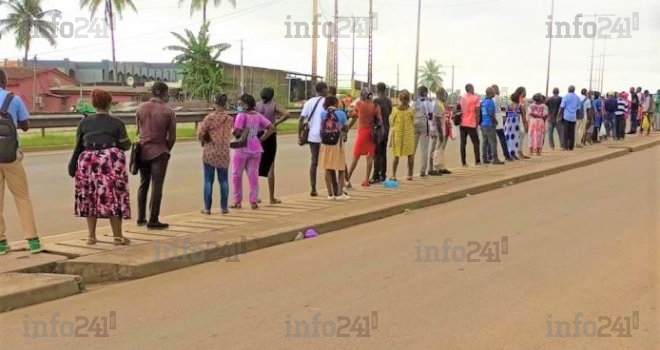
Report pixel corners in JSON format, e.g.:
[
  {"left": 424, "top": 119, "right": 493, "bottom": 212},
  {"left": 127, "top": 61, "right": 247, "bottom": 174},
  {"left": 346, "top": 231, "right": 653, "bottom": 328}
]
[
  {"left": 351, "top": 14, "right": 355, "bottom": 89},
  {"left": 413, "top": 0, "right": 422, "bottom": 99},
  {"left": 396, "top": 64, "right": 400, "bottom": 91},
  {"left": 367, "top": 0, "right": 373, "bottom": 88},
  {"left": 599, "top": 38, "right": 607, "bottom": 92},
  {"left": 240, "top": 39, "right": 244, "bottom": 94},
  {"left": 311, "top": 0, "right": 319, "bottom": 86},
  {"left": 545, "top": 0, "right": 555, "bottom": 97},
  {"left": 333, "top": 0, "right": 338, "bottom": 87},
  {"left": 585, "top": 13, "right": 614, "bottom": 91},
  {"left": 32, "top": 55, "right": 37, "bottom": 111}
]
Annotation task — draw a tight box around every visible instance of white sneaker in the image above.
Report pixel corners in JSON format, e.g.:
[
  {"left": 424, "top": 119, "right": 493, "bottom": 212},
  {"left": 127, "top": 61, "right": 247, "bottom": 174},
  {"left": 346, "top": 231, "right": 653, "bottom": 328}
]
[
  {"left": 336, "top": 194, "right": 351, "bottom": 201},
  {"left": 327, "top": 196, "right": 336, "bottom": 201}
]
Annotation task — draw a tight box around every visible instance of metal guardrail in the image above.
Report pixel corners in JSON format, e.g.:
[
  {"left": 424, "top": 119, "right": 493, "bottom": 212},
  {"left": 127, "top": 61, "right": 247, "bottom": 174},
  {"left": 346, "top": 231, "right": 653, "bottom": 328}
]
[{"left": 29, "top": 110, "right": 303, "bottom": 129}]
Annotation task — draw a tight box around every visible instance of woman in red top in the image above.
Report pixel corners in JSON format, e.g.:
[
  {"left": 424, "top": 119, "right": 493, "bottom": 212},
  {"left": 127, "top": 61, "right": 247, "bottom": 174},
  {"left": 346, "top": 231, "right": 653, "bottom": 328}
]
[{"left": 347, "top": 88, "right": 382, "bottom": 187}]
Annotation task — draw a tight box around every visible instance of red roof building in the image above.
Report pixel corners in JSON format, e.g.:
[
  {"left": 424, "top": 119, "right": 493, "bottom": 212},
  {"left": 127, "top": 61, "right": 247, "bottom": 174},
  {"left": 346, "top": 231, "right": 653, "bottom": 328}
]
[{"left": 4, "top": 67, "right": 78, "bottom": 113}]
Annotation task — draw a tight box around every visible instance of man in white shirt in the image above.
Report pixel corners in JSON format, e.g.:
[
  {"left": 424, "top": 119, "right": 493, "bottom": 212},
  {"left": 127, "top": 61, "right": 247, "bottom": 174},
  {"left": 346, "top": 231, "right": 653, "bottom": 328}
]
[
  {"left": 413, "top": 86, "right": 435, "bottom": 177},
  {"left": 299, "top": 82, "right": 328, "bottom": 197}
]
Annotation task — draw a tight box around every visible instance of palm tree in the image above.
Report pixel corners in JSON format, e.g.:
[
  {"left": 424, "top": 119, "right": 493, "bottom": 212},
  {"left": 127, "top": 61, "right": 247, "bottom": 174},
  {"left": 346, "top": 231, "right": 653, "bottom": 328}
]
[
  {"left": 0, "top": 0, "right": 60, "bottom": 66},
  {"left": 417, "top": 59, "right": 445, "bottom": 92},
  {"left": 178, "top": 0, "right": 236, "bottom": 23},
  {"left": 79, "top": 0, "right": 137, "bottom": 82},
  {"left": 165, "top": 23, "right": 231, "bottom": 101}
]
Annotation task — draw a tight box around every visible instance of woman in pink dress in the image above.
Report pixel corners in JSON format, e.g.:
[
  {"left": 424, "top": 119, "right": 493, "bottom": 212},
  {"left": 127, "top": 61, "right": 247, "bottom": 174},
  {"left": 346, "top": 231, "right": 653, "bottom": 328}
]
[{"left": 527, "top": 93, "right": 549, "bottom": 155}]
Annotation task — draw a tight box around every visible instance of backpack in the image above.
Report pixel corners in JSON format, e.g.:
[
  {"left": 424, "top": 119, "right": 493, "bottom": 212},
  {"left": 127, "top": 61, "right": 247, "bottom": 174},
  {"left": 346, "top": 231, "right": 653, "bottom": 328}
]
[
  {"left": 0, "top": 94, "right": 19, "bottom": 163},
  {"left": 320, "top": 108, "right": 342, "bottom": 145},
  {"left": 576, "top": 98, "right": 586, "bottom": 120}
]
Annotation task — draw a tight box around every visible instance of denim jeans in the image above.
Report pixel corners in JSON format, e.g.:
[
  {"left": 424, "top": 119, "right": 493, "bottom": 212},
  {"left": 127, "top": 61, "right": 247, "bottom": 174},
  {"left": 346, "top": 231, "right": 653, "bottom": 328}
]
[
  {"left": 203, "top": 163, "right": 229, "bottom": 211},
  {"left": 547, "top": 121, "right": 562, "bottom": 149}
]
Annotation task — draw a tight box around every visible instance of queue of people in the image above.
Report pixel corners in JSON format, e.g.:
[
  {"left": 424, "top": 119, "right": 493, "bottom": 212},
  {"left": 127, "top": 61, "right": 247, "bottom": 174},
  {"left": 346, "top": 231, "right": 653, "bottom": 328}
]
[{"left": 0, "top": 64, "right": 657, "bottom": 255}]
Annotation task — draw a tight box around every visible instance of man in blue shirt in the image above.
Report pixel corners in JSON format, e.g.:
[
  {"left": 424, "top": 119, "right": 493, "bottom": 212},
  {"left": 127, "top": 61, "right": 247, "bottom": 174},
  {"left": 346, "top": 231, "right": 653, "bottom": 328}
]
[
  {"left": 0, "top": 68, "right": 42, "bottom": 254},
  {"left": 480, "top": 87, "right": 504, "bottom": 165},
  {"left": 558, "top": 85, "right": 581, "bottom": 150}
]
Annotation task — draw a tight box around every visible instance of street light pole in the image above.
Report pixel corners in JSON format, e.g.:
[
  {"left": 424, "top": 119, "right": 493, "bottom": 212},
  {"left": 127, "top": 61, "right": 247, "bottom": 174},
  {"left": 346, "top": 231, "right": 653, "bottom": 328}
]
[
  {"left": 544, "top": 0, "right": 555, "bottom": 97},
  {"left": 413, "top": 0, "right": 422, "bottom": 100}
]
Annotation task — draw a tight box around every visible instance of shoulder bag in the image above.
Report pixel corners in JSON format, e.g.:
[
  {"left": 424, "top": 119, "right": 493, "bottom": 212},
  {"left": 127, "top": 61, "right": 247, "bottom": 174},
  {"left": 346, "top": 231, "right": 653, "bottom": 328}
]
[
  {"left": 298, "top": 97, "right": 323, "bottom": 146},
  {"left": 230, "top": 113, "right": 250, "bottom": 149},
  {"left": 129, "top": 116, "right": 142, "bottom": 175}
]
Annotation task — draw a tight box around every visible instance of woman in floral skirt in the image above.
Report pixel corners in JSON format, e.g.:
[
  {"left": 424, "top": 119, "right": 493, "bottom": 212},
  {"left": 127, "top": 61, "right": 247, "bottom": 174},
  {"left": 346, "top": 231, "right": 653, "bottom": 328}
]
[{"left": 71, "top": 89, "right": 131, "bottom": 245}]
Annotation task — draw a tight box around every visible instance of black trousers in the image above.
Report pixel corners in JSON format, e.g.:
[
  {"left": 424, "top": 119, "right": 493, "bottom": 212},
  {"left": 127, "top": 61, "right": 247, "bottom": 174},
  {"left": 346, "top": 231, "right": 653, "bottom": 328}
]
[
  {"left": 460, "top": 126, "right": 480, "bottom": 165},
  {"left": 372, "top": 127, "right": 389, "bottom": 180},
  {"left": 138, "top": 153, "right": 170, "bottom": 223},
  {"left": 562, "top": 120, "right": 576, "bottom": 150},
  {"left": 614, "top": 115, "right": 626, "bottom": 140},
  {"left": 309, "top": 142, "right": 320, "bottom": 191}
]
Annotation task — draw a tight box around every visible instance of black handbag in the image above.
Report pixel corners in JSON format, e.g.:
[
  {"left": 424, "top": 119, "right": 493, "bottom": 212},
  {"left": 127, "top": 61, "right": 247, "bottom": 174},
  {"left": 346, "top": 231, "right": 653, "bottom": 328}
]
[
  {"left": 129, "top": 141, "right": 141, "bottom": 175},
  {"left": 372, "top": 120, "right": 385, "bottom": 145},
  {"left": 229, "top": 128, "right": 249, "bottom": 149}
]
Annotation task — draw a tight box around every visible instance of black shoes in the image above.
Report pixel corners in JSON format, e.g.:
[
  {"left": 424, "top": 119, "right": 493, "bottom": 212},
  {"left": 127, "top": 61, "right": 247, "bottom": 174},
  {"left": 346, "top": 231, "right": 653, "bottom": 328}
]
[
  {"left": 137, "top": 219, "right": 147, "bottom": 226},
  {"left": 147, "top": 222, "right": 169, "bottom": 229}
]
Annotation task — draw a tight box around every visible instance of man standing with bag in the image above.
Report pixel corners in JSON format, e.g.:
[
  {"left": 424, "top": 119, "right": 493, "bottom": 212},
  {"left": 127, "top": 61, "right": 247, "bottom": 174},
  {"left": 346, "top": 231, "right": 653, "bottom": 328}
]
[
  {"left": 136, "top": 82, "right": 177, "bottom": 229},
  {"left": 0, "top": 68, "right": 42, "bottom": 254},
  {"left": 413, "top": 86, "right": 434, "bottom": 177},
  {"left": 298, "top": 82, "right": 327, "bottom": 197},
  {"left": 371, "top": 82, "right": 392, "bottom": 183}
]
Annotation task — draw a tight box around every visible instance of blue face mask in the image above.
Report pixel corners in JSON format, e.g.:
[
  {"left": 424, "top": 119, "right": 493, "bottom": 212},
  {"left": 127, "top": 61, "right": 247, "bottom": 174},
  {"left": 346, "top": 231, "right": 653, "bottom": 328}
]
[{"left": 237, "top": 105, "right": 244, "bottom": 112}]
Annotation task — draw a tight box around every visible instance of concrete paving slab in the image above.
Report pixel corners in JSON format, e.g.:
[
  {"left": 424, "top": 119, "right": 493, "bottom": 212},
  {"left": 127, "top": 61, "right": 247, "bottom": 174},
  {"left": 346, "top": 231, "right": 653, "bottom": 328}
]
[
  {"left": 0, "top": 273, "right": 83, "bottom": 312},
  {"left": 0, "top": 251, "right": 67, "bottom": 274}
]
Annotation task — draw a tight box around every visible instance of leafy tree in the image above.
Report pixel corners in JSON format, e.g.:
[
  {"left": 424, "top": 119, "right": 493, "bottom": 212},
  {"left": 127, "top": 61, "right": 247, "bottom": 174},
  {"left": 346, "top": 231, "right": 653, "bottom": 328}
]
[
  {"left": 165, "top": 23, "right": 231, "bottom": 102},
  {"left": 79, "top": 0, "right": 137, "bottom": 81},
  {"left": 178, "top": 0, "right": 236, "bottom": 23},
  {"left": 417, "top": 59, "right": 445, "bottom": 92},
  {"left": 0, "top": 0, "right": 60, "bottom": 66}
]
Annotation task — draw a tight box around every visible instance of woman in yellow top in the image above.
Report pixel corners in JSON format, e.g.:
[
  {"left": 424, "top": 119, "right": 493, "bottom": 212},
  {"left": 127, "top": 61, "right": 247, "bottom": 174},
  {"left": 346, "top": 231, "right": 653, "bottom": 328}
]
[{"left": 389, "top": 90, "right": 416, "bottom": 181}]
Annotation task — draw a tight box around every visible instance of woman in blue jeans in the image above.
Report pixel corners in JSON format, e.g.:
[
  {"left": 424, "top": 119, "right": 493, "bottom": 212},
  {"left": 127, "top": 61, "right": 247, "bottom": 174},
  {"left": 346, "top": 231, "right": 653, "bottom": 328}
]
[{"left": 198, "top": 94, "right": 234, "bottom": 214}]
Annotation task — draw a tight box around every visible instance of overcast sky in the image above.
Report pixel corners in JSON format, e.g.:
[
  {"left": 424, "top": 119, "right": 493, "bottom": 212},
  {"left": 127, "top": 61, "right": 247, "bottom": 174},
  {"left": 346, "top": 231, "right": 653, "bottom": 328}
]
[{"left": 1, "top": 0, "right": 658, "bottom": 95}]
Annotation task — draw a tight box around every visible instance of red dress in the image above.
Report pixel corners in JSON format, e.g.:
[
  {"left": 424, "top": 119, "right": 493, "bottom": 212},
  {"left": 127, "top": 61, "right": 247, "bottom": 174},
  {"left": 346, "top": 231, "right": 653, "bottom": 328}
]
[{"left": 352, "top": 101, "right": 381, "bottom": 157}]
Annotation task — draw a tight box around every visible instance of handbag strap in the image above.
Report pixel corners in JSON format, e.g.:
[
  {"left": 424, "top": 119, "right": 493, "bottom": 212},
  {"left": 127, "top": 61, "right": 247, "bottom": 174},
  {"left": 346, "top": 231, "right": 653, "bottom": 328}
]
[{"left": 306, "top": 97, "right": 323, "bottom": 123}]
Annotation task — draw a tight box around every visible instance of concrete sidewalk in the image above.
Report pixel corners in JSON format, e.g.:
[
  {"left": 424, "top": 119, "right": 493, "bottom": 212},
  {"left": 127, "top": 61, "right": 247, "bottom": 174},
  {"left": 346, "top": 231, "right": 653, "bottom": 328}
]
[{"left": 1, "top": 135, "right": 658, "bottom": 310}]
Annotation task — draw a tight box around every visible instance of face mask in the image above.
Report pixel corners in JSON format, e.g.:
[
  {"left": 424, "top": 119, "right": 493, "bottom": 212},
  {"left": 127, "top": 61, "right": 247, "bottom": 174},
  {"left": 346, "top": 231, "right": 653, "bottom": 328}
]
[{"left": 237, "top": 105, "right": 244, "bottom": 112}]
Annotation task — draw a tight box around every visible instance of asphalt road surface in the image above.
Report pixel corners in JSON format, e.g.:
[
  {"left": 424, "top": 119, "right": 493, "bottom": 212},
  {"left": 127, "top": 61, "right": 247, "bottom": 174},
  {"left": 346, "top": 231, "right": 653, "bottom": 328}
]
[
  {"left": 1, "top": 146, "right": 657, "bottom": 349},
  {"left": 6, "top": 131, "right": 478, "bottom": 241}
]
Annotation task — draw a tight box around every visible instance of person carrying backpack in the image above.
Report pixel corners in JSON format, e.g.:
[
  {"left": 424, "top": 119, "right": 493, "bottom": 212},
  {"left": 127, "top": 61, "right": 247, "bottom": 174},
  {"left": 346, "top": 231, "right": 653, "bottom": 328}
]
[
  {"left": 318, "top": 96, "right": 350, "bottom": 200},
  {"left": 0, "top": 68, "right": 42, "bottom": 255}
]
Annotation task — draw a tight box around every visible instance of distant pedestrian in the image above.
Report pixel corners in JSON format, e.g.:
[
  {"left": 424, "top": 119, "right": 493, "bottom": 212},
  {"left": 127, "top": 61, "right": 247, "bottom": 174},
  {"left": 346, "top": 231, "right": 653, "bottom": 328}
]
[
  {"left": 492, "top": 85, "right": 511, "bottom": 160},
  {"left": 575, "top": 88, "right": 591, "bottom": 147},
  {"left": 591, "top": 91, "right": 603, "bottom": 143},
  {"left": 430, "top": 87, "right": 453, "bottom": 174},
  {"left": 299, "top": 82, "right": 328, "bottom": 197},
  {"left": 256, "top": 87, "right": 290, "bottom": 205},
  {"left": 329, "top": 86, "right": 350, "bottom": 189},
  {"left": 615, "top": 93, "right": 627, "bottom": 140},
  {"left": 546, "top": 88, "right": 563, "bottom": 150},
  {"left": 390, "top": 90, "right": 415, "bottom": 181},
  {"left": 480, "top": 87, "right": 504, "bottom": 164},
  {"left": 527, "top": 93, "right": 549, "bottom": 155},
  {"left": 347, "top": 88, "right": 382, "bottom": 187},
  {"left": 654, "top": 90, "right": 660, "bottom": 131},
  {"left": 198, "top": 93, "right": 233, "bottom": 215},
  {"left": 604, "top": 92, "right": 618, "bottom": 140},
  {"left": 504, "top": 88, "right": 525, "bottom": 158},
  {"left": 413, "top": 86, "right": 434, "bottom": 176},
  {"left": 371, "top": 82, "right": 392, "bottom": 183},
  {"left": 136, "top": 82, "right": 177, "bottom": 229},
  {"left": 72, "top": 89, "right": 131, "bottom": 246},
  {"left": 516, "top": 88, "right": 531, "bottom": 159},
  {"left": 640, "top": 90, "right": 654, "bottom": 135},
  {"left": 231, "top": 94, "right": 275, "bottom": 210},
  {"left": 458, "top": 84, "right": 482, "bottom": 166},
  {"left": 579, "top": 89, "right": 594, "bottom": 147},
  {"left": 558, "top": 85, "right": 581, "bottom": 150},
  {"left": 628, "top": 87, "right": 639, "bottom": 134},
  {"left": 0, "top": 68, "right": 42, "bottom": 254},
  {"left": 319, "top": 96, "right": 350, "bottom": 200}
]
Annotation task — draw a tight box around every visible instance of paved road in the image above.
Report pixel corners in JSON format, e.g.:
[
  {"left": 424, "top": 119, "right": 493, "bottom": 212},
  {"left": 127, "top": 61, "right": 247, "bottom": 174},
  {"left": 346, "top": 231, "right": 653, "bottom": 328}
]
[
  {"left": 1, "top": 147, "right": 657, "bottom": 349},
  {"left": 6, "top": 130, "right": 487, "bottom": 241}
]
